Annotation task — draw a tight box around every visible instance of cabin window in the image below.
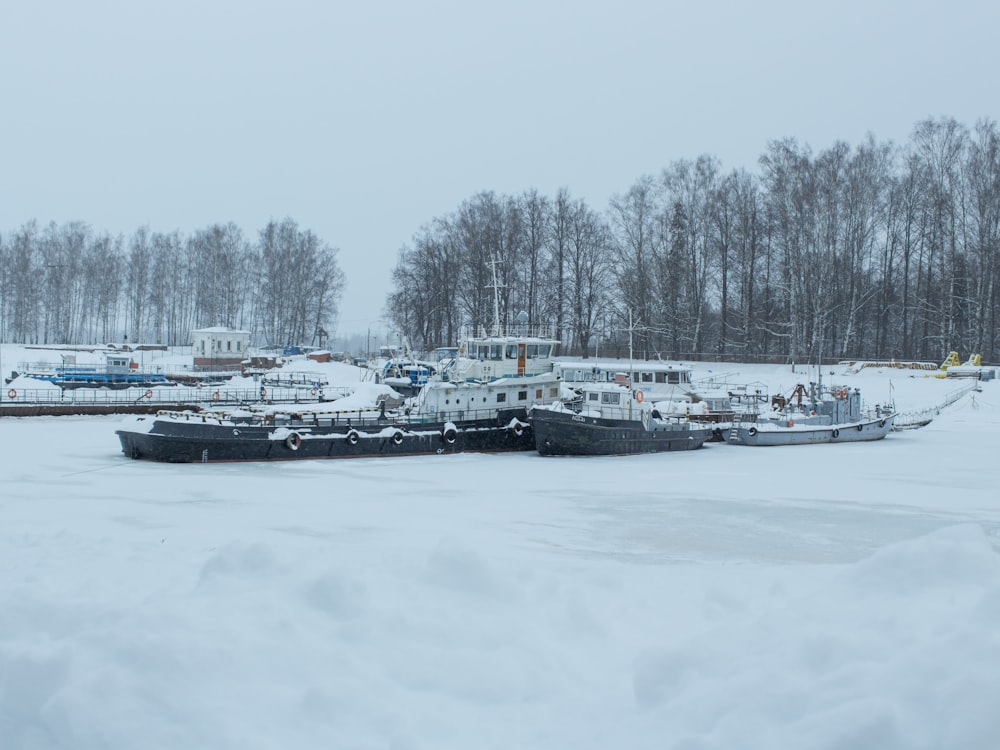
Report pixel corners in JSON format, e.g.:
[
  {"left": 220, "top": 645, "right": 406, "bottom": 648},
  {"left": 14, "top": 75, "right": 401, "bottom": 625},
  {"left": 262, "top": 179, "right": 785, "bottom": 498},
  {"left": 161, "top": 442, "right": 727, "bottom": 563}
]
[
  {"left": 535, "top": 389, "right": 542, "bottom": 399},
  {"left": 655, "top": 372, "right": 666, "bottom": 384},
  {"left": 641, "top": 372, "right": 653, "bottom": 383},
  {"left": 550, "top": 387, "right": 559, "bottom": 398},
  {"left": 536, "top": 345, "right": 551, "bottom": 357},
  {"left": 668, "top": 372, "right": 680, "bottom": 384},
  {"left": 201, "top": 341, "right": 206, "bottom": 353},
  {"left": 526, "top": 345, "right": 538, "bottom": 358},
  {"left": 588, "top": 392, "right": 599, "bottom": 402},
  {"left": 236, "top": 341, "right": 241, "bottom": 352},
  {"left": 497, "top": 392, "right": 507, "bottom": 403},
  {"left": 226, "top": 341, "right": 232, "bottom": 352},
  {"left": 505, "top": 345, "right": 517, "bottom": 359},
  {"left": 518, "top": 390, "right": 527, "bottom": 401},
  {"left": 601, "top": 392, "right": 621, "bottom": 405}
]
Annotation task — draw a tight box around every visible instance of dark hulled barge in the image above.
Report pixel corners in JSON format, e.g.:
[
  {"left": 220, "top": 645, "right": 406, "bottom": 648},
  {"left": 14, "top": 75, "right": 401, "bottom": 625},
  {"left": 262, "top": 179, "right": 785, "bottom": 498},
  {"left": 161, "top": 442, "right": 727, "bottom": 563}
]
[{"left": 117, "top": 329, "right": 562, "bottom": 462}]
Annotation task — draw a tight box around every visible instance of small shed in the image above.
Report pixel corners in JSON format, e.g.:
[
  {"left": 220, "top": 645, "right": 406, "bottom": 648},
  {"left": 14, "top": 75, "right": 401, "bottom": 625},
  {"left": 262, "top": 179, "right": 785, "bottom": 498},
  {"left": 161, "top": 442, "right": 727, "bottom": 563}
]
[{"left": 193, "top": 326, "right": 250, "bottom": 368}]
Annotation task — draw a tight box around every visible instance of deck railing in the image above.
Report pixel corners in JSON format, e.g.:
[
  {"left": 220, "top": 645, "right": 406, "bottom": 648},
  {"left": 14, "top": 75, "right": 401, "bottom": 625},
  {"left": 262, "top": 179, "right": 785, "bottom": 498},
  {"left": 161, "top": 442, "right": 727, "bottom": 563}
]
[{"left": 2, "top": 385, "right": 353, "bottom": 408}]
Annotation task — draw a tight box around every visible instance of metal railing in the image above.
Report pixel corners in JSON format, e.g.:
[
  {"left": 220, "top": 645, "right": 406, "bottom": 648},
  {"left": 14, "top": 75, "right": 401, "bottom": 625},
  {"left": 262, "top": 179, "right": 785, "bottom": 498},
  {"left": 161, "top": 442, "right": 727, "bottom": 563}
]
[
  {"left": 892, "top": 381, "right": 979, "bottom": 429},
  {"left": 2, "top": 384, "right": 353, "bottom": 408}
]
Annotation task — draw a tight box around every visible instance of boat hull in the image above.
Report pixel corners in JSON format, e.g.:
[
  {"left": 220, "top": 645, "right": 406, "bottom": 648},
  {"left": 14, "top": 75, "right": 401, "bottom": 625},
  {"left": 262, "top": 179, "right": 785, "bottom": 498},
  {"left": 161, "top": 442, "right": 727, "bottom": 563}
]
[
  {"left": 117, "top": 411, "right": 534, "bottom": 462},
  {"left": 530, "top": 408, "right": 713, "bottom": 456},
  {"left": 727, "top": 414, "right": 895, "bottom": 446}
]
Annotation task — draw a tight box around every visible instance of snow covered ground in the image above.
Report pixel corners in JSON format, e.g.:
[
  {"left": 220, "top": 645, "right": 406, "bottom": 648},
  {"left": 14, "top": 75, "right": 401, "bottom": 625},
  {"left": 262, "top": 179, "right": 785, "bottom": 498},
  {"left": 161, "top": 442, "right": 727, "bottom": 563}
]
[{"left": 2, "top": 346, "right": 1000, "bottom": 749}]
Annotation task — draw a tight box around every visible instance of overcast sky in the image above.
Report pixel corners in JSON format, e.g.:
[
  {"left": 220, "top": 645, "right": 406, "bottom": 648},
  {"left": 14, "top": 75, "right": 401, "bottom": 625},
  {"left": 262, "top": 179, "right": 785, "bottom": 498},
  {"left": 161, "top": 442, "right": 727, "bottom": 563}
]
[{"left": 2, "top": 0, "right": 996, "bottom": 339}]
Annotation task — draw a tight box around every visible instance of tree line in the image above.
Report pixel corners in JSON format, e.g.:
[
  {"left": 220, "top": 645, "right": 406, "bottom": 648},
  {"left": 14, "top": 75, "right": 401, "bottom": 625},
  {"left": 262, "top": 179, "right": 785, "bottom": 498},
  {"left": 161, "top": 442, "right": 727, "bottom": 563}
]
[
  {"left": 386, "top": 116, "right": 1000, "bottom": 363},
  {"left": 0, "top": 218, "right": 345, "bottom": 348}
]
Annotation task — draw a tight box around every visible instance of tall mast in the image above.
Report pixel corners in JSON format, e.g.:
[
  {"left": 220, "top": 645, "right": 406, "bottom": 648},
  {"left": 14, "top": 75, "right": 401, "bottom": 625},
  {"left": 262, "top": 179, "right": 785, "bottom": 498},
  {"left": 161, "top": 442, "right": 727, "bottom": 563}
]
[
  {"left": 487, "top": 257, "right": 504, "bottom": 336},
  {"left": 628, "top": 308, "right": 635, "bottom": 418}
]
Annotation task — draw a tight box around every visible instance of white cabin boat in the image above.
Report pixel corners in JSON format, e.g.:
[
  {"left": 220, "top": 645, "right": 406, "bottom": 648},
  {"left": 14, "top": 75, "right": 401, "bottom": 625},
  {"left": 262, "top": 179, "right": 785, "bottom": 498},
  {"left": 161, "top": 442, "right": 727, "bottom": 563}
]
[{"left": 552, "top": 359, "right": 697, "bottom": 402}]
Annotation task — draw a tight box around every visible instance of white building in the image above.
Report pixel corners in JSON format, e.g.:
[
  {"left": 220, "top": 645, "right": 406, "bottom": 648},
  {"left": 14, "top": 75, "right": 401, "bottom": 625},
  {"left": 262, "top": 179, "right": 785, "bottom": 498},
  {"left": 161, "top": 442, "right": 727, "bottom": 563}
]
[{"left": 192, "top": 326, "right": 250, "bottom": 368}]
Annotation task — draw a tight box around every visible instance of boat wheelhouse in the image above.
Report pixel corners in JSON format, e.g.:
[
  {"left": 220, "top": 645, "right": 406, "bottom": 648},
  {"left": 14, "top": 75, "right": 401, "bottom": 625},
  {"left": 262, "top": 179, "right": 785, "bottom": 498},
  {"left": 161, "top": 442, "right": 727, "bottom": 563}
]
[{"left": 445, "top": 326, "right": 560, "bottom": 382}]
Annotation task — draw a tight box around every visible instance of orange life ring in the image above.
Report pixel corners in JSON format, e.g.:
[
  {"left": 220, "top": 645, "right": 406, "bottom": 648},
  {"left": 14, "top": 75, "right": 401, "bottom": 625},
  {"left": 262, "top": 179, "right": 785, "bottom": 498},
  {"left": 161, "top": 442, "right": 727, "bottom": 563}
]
[
  {"left": 7, "top": 388, "right": 15, "bottom": 399},
  {"left": 635, "top": 389, "right": 644, "bottom": 403},
  {"left": 212, "top": 391, "right": 220, "bottom": 401},
  {"left": 145, "top": 389, "right": 153, "bottom": 399}
]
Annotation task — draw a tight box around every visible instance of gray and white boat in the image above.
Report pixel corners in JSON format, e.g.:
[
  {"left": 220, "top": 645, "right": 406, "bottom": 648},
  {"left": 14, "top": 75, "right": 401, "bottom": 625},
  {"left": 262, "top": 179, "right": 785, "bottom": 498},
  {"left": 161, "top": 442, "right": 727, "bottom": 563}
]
[{"left": 726, "top": 382, "right": 895, "bottom": 446}]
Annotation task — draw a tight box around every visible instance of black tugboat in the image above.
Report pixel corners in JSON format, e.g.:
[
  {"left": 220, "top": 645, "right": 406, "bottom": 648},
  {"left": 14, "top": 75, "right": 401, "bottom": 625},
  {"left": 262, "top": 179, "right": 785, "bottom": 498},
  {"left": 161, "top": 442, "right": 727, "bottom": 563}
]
[
  {"left": 529, "top": 382, "right": 714, "bottom": 457},
  {"left": 116, "top": 328, "right": 562, "bottom": 462}
]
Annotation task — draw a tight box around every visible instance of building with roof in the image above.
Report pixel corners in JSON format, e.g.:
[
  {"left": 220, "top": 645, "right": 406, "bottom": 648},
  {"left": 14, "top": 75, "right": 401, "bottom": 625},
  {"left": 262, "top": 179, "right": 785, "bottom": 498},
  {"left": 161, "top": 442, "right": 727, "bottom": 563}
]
[{"left": 192, "top": 326, "right": 250, "bottom": 368}]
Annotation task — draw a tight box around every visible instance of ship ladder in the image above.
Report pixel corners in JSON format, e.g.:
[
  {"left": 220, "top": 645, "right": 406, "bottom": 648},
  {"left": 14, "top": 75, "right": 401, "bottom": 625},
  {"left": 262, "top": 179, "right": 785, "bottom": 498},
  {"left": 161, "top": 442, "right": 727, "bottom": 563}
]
[{"left": 727, "top": 413, "right": 744, "bottom": 443}]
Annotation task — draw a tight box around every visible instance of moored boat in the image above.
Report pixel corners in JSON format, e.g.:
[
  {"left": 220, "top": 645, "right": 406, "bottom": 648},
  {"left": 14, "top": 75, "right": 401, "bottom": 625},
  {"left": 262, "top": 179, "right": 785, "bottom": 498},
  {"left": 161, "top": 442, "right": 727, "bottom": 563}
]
[
  {"left": 529, "top": 382, "right": 714, "bottom": 456},
  {"left": 552, "top": 359, "right": 698, "bottom": 403},
  {"left": 117, "top": 327, "right": 562, "bottom": 462},
  {"left": 21, "top": 351, "right": 174, "bottom": 390},
  {"left": 726, "top": 382, "right": 895, "bottom": 446}
]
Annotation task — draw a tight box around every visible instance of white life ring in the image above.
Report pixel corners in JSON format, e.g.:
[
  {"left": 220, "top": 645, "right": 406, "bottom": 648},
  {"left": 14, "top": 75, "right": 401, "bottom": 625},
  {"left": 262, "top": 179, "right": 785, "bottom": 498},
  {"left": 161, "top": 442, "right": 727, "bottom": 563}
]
[
  {"left": 832, "top": 429, "right": 840, "bottom": 438},
  {"left": 511, "top": 422, "right": 524, "bottom": 437},
  {"left": 310, "top": 388, "right": 317, "bottom": 396},
  {"left": 747, "top": 426, "right": 757, "bottom": 437},
  {"left": 145, "top": 389, "right": 153, "bottom": 399},
  {"left": 286, "top": 433, "right": 302, "bottom": 450},
  {"left": 443, "top": 427, "right": 457, "bottom": 444},
  {"left": 391, "top": 430, "right": 404, "bottom": 445},
  {"left": 346, "top": 430, "right": 360, "bottom": 446}
]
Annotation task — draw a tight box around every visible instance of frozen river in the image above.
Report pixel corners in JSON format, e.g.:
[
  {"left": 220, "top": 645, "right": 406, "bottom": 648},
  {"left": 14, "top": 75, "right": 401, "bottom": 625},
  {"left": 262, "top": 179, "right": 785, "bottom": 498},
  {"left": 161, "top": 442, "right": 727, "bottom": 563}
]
[{"left": 2, "top": 366, "right": 999, "bottom": 749}]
